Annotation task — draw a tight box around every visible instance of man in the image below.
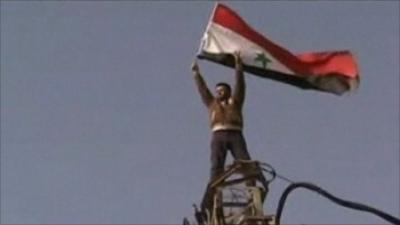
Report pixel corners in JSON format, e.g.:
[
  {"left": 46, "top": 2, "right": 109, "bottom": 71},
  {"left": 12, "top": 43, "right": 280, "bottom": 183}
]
[{"left": 191, "top": 52, "right": 252, "bottom": 183}]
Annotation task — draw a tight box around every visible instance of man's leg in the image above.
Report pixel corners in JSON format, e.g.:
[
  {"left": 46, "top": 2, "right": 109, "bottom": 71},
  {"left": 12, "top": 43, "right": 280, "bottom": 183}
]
[
  {"left": 202, "top": 132, "right": 227, "bottom": 215},
  {"left": 230, "top": 131, "right": 251, "bottom": 161},
  {"left": 210, "top": 131, "right": 227, "bottom": 182},
  {"left": 230, "top": 131, "right": 258, "bottom": 186}
]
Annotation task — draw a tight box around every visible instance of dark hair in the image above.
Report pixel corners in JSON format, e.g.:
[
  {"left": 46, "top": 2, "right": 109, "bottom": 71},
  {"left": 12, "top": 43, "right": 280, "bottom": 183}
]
[{"left": 216, "top": 82, "right": 231, "bottom": 92}]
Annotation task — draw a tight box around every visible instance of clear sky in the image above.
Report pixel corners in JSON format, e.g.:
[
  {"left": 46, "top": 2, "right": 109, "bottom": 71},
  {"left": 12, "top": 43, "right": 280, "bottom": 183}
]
[{"left": 1, "top": 1, "right": 399, "bottom": 224}]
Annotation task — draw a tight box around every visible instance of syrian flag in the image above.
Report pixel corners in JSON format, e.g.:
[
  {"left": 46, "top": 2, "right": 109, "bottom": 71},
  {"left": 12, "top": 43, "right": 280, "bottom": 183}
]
[{"left": 197, "top": 3, "right": 360, "bottom": 95}]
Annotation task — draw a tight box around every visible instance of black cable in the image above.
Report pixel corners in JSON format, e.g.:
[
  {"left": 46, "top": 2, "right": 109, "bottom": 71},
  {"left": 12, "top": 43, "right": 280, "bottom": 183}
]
[
  {"left": 275, "top": 182, "right": 400, "bottom": 225},
  {"left": 259, "top": 162, "right": 295, "bottom": 184},
  {"left": 258, "top": 162, "right": 399, "bottom": 224}
]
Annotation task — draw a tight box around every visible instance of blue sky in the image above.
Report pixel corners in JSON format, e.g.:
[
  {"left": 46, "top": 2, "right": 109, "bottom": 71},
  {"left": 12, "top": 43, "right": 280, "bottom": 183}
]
[{"left": 1, "top": 1, "right": 399, "bottom": 224}]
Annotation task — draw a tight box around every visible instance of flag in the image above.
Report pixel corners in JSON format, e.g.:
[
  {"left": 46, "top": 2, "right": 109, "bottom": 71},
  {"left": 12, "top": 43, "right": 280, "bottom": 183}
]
[{"left": 197, "top": 3, "right": 360, "bottom": 95}]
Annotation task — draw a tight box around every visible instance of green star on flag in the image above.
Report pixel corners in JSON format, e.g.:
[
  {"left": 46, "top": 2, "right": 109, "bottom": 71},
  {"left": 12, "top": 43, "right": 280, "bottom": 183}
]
[{"left": 254, "top": 52, "right": 271, "bottom": 69}]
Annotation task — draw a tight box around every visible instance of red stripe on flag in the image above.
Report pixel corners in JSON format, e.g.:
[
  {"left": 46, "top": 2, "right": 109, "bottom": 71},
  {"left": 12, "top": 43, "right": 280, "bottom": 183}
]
[
  {"left": 212, "top": 4, "right": 358, "bottom": 78},
  {"left": 296, "top": 51, "right": 358, "bottom": 78}
]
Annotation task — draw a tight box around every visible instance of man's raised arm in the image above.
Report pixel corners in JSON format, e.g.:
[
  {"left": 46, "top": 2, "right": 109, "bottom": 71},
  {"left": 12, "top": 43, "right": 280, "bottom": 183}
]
[
  {"left": 233, "top": 52, "right": 245, "bottom": 105},
  {"left": 192, "top": 60, "right": 214, "bottom": 107}
]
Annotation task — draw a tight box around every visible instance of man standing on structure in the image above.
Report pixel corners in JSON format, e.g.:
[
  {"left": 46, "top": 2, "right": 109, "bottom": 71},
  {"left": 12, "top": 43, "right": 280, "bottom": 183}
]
[{"left": 191, "top": 51, "right": 253, "bottom": 183}]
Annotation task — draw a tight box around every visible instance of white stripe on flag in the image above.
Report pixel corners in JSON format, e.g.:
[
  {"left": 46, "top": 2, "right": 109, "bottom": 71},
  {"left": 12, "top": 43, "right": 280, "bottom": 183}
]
[{"left": 201, "top": 22, "right": 295, "bottom": 75}]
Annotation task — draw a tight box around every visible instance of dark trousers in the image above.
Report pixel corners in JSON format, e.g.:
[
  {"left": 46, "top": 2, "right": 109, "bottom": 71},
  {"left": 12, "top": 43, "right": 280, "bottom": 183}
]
[
  {"left": 201, "top": 130, "right": 252, "bottom": 214},
  {"left": 210, "top": 130, "right": 251, "bottom": 182}
]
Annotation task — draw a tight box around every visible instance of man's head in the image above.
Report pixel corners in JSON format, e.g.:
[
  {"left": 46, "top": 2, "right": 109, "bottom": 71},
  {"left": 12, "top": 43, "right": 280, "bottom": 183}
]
[{"left": 215, "top": 82, "right": 231, "bottom": 101}]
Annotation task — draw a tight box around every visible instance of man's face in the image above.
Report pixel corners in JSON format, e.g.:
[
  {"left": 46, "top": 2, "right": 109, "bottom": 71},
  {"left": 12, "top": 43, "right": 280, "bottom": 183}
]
[{"left": 216, "top": 85, "right": 231, "bottom": 101}]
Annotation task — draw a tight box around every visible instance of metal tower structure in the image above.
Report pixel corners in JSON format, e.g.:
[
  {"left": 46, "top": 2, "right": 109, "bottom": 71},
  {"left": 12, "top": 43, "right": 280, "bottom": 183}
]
[{"left": 184, "top": 160, "right": 276, "bottom": 225}]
